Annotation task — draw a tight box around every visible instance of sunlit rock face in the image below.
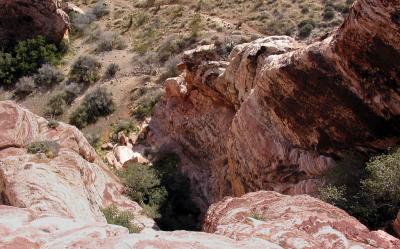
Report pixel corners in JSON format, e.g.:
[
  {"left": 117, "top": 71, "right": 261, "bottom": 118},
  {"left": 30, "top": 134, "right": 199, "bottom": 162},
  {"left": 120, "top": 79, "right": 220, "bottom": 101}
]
[
  {"left": 149, "top": 0, "right": 400, "bottom": 207},
  {"left": 0, "top": 101, "right": 155, "bottom": 229},
  {"left": 203, "top": 191, "right": 400, "bottom": 249},
  {"left": 0, "top": 0, "right": 69, "bottom": 47}
]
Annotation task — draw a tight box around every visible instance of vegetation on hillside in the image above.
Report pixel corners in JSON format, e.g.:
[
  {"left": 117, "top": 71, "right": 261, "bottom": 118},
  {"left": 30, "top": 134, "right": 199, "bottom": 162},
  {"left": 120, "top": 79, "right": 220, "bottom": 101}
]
[
  {"left": 319, "top": 149, "right": 400, "bottom": 232},
  {"left": 101, "top": 204, "right": 142, "bottom": 233},
  {"left": 0, "top": 36, "right": 62, "bottom": 86},
  {"left": 118, "top": 153, "right": 201, "bottom": 231}
]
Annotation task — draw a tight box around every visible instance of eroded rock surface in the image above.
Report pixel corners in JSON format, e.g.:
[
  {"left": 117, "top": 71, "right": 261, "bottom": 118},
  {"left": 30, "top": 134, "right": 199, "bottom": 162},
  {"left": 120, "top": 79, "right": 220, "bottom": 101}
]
[
  {"left": 0, "top": 101, "right": 155, "bottom": 228},
  {"left": 0, "top": 0, "right": 69, "bottom": 47},
  {"left": 203, "top": 191, "right": 400, "bottom": 249},
  {"left": 0, "top": 205, "right": 279, "bottom": 249},
  {"left": 149, "top": 0, "right": 400, "bottom": 207}
]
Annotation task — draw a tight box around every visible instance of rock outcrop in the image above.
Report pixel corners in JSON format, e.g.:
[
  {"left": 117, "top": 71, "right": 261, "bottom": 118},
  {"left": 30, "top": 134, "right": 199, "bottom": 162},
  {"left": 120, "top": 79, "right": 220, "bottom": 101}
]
[
  {"left": 0, "top": 205, "right": 279, "bottom": 249},
  {"left": 2, "top": 191, "right": 399, "bottom": 248},
  {"left": 0, "top": 0, "right": 69, "bottom": 47},
  {"left": 0, "top": 101, "right": 155, "bottom": 228},
  {"left": 149, "top": 0, "right": 400, "bottom": 207},
  {"left": 204, "top": 191, "right": 400, "bottom": 248}
]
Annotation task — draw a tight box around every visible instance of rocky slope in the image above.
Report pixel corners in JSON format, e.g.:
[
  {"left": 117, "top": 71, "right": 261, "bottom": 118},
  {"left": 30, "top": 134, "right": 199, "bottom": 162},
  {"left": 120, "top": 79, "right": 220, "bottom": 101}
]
[
  {"left": 148, "top": 0, "right": 400, "bottom": 207},
  {"left": 0, "top": 0, "right": 69, "bottom": 47},
  {"left": 0, "top": 101, "right": 154, "bottom": 228}
]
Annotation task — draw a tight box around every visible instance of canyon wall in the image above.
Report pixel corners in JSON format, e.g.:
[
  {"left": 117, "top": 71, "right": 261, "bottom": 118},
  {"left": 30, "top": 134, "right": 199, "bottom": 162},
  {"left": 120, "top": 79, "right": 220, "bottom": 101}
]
[{"left": 149, "top": 0, "right": 400, "bottom": 207}]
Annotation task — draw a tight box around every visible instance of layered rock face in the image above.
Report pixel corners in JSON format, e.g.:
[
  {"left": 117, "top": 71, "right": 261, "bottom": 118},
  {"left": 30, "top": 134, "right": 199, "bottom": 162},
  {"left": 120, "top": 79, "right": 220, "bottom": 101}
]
[
  {"left": 149, "top": 0, "right": 400, "bottom": 206},
  {"left": 2, "top": 191, "right": 398, "bottom": 248},
  {"left": 0, "top": 205, "right": 277, "bottom": 249},
  {"left": 203, "top": 191, "right": 400, "bottom": 248},
  {"left": 0, "top": 101, "right": 154, "bottom": 228},
  {"left": 0, "top": 0, "right": 69, "bottom": 47}
]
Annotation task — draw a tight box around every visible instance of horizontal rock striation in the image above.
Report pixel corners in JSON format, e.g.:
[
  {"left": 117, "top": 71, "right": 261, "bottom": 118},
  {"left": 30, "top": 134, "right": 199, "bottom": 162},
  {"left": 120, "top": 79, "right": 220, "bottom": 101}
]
[
  {"left": 203, "top": 191, "right": 400, "bottom": 248},
  {"left": 148, "top": 0, "right": 400, "bottom": 207},
  {"left": 0, "top": 0, "right": 69, "bottom": 47},
  {"left": 0, "top": 101, "right": 155, "bottom": 228}
]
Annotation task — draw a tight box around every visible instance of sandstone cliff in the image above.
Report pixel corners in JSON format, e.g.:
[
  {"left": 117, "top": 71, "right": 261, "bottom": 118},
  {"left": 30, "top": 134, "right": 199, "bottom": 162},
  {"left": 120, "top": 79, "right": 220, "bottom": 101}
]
[
  {"left": 148, "top": 0, "right": 400, "bottom": 207},
  {"left": 0, "top": 101, "right": 155, "bottom": 228},
  {"left": 0, "top": 0, "right": 69, "bottom": 47}
]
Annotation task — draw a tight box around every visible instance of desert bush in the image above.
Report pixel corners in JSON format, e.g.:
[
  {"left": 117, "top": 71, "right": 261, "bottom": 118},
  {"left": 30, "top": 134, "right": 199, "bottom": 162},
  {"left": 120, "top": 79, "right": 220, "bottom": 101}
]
[
  {"left": 323, "top": 6, "right": 335, "bottom": 20},
  {"left": 0, "top": 36, "right": 61, "bottom": 86},
  {"left": 14, "top": 76, "right": 35, "bottom": 97},
  {"left": 92, "top": 1, "right": 110, "bottom": 18},
  {"left": 105, "top": 63, "right": 120, "bottom": 78},
  {"left": 85, "top": 132, "right": 102, "bottom": 149},
  {"left": 157, "top": 56, "right": 181, "bottom": 83},
  {"left": 27, "top": 140, "right": 60, "bottom": 158},
  {"left": 34, "top": 64, "right": 64, "bottom": 87},
  {"left": 118, "top": 163, "right": 167, "bottom": 216},
  {"left": 69, "top": 55, "right": 102, "bottom": 84},
  {"left": 46, "top": 93, "right": 67, "bottom": 117},
  {"left": 132, "top": 98, "right": 159, "bottom": 121},
  {"left": 69, "top": 87, "right": 115, "bottom": 128},
  {"left": 189, "top": 13, "right": 202, "bottom": 37},
  {"left": 118, "top": 153, "right": 201, "bottom": 230},
  {"left": 110, "top": 120, "right": 138, "bottom": 142},
  {"left": 101, "top": 205, "right": 141, "bottom": 233},
  {"left": 298, "top": 23, "right": 314, "bottom": 38},
  {"left": 47, "top": 120, "right": 60, "bottom": 129},
  {"left": 319, "top": 149, "right": 400, "bottom": 229},
  {"left": 95, "top": 31, "right": 127, "bottom": 53}
]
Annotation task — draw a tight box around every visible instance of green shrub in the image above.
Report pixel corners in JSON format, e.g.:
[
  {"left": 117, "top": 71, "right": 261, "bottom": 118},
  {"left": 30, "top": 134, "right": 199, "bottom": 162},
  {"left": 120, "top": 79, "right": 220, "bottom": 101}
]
[
  {"left": 46, "top": 93, "right": 66, "bottom": 117},
  {"left": 319, "top": 150, "right": 400, "bottom": 229},
  {"left": 0, "top": 36, "right": 61, "bottom": 86},
  {"left": 118, "top": 153, "right": 201, "bottom": 231},
  {"left": 0, "top": 52, "right": 17, "bottom": 85},
  {"left": 69, "top": 87, "right": 115, "bottom": 128},
  {"left": 69, "top": 55, "right": 102, "bottom": 84},
  {"left": 323, "top": 6, "right": 335, "bottom": 20},
  {"left": 105, "top": 63, "right": 120, "bottom": 78},
  {"left": 27, "top": 140, "right": 60, "bottom": 158},
  {"left": 118, "top": 163, "right": 167, "bottom": 214},
  {"left": 298, "top": 23, "right": 314, "bottom": 39},
  {"left": 34, "top": 64, "right": 64, "bottom": 87},
  {"left": 132, "top": 98, "right": 159, "bottom": 121},
  {"left": 101, "top": 204, "right": 141, "bottom": 233}
]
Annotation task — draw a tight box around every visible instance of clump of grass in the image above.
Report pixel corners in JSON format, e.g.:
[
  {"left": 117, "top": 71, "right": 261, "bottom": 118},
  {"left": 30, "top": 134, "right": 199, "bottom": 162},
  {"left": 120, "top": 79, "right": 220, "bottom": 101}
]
[
  {"left": 101, "top": 204, "right": 141, "bottom": 233},
  {"left": 27, "top": 140, "right": 60, "bottom": 158}
]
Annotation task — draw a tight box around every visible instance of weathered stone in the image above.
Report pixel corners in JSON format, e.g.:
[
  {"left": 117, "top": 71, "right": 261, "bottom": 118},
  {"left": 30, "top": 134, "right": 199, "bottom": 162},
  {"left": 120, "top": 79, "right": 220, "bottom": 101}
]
[
  {"left": 149, "top": 0, "right": 400, "bottom": 208},
  {"left": 0, "top": 101, "right": 155, "bottom": 229},
  {"left": 204, "top": 191, "right": 400, "bottom": 248},
  {"left": 0, "top": 0, "right": 70, "bottom": 47}
]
